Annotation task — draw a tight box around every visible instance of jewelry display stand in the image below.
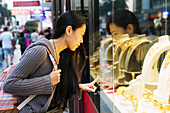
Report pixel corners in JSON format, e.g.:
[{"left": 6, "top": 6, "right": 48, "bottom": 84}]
[
  {"left": 100, "top": 36, "right": 115, "bottom": 83},
  {"left": 124, "top": 35, "right": 150, "bottom": 82},
  {"left": 113, "top": 34, "right": 130, "bottom": 79},
  {"left": 129, "top": 35, "right": 169, "bottom": 95},
  {"left": 154, "top": 51, "right": 170, "bottom": 104},
  {"left": 100, "top": 36, "right": 113, "bottom": 68},
  {"left": 141, "top": 35, "right": 170, "bottom": 91},
  {"left": 106, "top": 43, "right": 114, "bottom": 62},
  {"left": 119, "top": 35, "right": 170, "bottom": 113},
  {"left": 118, "top": 39, "right": 135, "bottom": 82},
  {"left": 101, "top": 36, "right": 170, "bottom": 113},
  {"left": 100, "top": 35, "right": 113, "bottom": 60}
]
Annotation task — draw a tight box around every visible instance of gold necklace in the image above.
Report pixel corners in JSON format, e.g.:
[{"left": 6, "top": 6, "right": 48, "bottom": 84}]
[
  {"left": 163, "top": 51, "right": 170, "bottom": 68},
  {"left": 52, "top": 40, "right": 59, "bottom": 63}
]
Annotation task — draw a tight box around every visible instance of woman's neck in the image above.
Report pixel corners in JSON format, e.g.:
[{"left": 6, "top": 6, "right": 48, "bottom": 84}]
[
  {"left": 50, "top": 36, "right": 68, "bottom": 63},
  {"left": 50, "top": 36, "right": 68, "bottom": 54}
]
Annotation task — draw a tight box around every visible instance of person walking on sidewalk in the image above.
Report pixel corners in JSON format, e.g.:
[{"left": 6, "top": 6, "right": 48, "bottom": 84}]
[
  {"left": 3, "top": 10, "right": 97, "bottom": 113},
  {"left": 0, "top": 31, "right": 3, "bottom": 66},
  {"left": 18, "top": 31, "right": 26, "bottom": 55},
  {"left": 31, "top": 29, "right": 38, "bottom": 43},
  {"left": 25, "top": 30, "right": 31, "bottom": 47},
  {"left": 0, "top": 27, "right": 15, "bottom": 67}
]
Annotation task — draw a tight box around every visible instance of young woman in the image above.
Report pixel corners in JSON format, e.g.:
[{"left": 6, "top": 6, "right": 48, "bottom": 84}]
[{"left": 3, "top": 10, "right": 97, "bottom": 113}]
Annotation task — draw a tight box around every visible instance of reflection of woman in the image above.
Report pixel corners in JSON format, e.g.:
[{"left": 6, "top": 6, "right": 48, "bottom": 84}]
[
  {"left": 107, "top": 9, "right": 141, "bottom": 40},
  {"left": 3, "top": 11, "right": 97, "bottom": 113},
  {"left": 102, "top": 10, "right": 142, "bottom": 90}
]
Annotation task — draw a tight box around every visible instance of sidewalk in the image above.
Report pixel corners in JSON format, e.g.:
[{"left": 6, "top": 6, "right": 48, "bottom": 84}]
[{"left": 0, "top": 44, "right": 21, "bottom": 74}]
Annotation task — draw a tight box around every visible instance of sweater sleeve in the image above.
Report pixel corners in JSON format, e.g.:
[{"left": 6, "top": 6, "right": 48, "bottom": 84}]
[{"left": 3, "top": 45, "right": 53, "bottom": 96}]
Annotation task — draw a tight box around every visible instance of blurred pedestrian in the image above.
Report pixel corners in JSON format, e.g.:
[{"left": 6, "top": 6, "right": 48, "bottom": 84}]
[
  {"left": 0, "top": 27, "right": 15, "bottom": 67},
  {"left": 48, "top": 27, "right": 53, "bottom": 34},
  {"left": 18, "top": 31, "right": 26, "bottom": 55},
  {"left": 44, "top": 28, "right": 52, "bottom": 40},
  {"left": 31, "top": 29, "right": 38, "bottom": 43},
  {"left": 3, "top": 10, "right": 97, "bottom": 113},
  {"left": 24, "top": 30, "right": 31, "bottom": 48},
  {"left": 12, "top": 32, "right": 18, "bottom": 44},
  {"left": 38, "top": 31, "right": 45, "bottom": 40},
  {"left": 0, "top": 31, "right": 2, "bottom": 66}
]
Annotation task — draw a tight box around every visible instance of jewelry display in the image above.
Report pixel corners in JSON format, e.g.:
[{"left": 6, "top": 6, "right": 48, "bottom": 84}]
[
  {"left": 112, "top": 35, "right": 170, "bottom": 113},
  {"left": 116, "top": 86, "right": 127, "bottom": 96},
  {"left": 130, "top": 95, "right": 138, "bottom": 112},
  {"left": 148, "top": 43, "right": 161, "bottom": 56},
  {"left": 141, "top": 89, "right": 153, "bottom": 102},
  {"left": 121, "top": 39, "right": 134, "bottom": 53},
  {"left": 163, "top": 51, "right": 170, "bottom": 68},
  {"left": 124, "top": 38, "right": 150, "bottom": 83},
  {"left": 114, "top": 38, "right": 131, "bottom": 79},
  {"left": 128, "top": 40, "right": 141, "bottom": 52},
  {"left": 115, "top": 34, "right": 130, "bottom": 50},
  {"left": 131, "top": 73, "right": 135, "bottom": 80},
  {"left": 153, "top": 99, "right": 170, "bottom": 112},
  {"left": 97, "top": 29, "right": 170, "bottom": 113}
]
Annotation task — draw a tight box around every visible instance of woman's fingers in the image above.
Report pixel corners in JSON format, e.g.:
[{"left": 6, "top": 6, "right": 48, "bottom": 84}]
[
  {"left": 86, "top": 75, "right": 99, "bottom": 92},
  {"left": 88, "top": 85, "right": 97, "bottom": 92},
  {"left": 57, "top": 69, "right": 61, "bottom": 74},
  {"left": 91, "top": 75, "right": 99, "bottom": 86},
  {"left": 50, "top": 69, "right": 62, "bottom": 86}
]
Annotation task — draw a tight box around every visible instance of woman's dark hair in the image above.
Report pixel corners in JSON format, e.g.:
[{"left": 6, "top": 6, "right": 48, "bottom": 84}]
[
  {"left": 52, "top": 10, "right": 86, "bottom": 38},
  {"left": 107, "top": 9, "right": 141, "bottom": 34},
  {"left": 51, "top": 10, "right": 86, "bottom": 110}
]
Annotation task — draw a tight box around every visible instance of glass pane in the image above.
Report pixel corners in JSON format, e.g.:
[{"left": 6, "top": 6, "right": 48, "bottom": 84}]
[
  {"left": 112, "top": 0, "right": 170, "bottom": 113},
  {"left": 88, "top": 0, "right": 113, "bottom": 113}
]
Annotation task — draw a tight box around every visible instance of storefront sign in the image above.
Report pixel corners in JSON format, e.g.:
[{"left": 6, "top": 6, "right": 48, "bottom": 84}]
[
  {"left": 11, "top": 9, "right": 29, "bottom": 15},
  {"left": 30, "top": 9, "right": 46, "bottom": 20},
  {"left": 13, "top": 1, "right": 40, "bottom": 7},
  {"left": 162, "top": 10, "right": 169, "bottom": 19}
]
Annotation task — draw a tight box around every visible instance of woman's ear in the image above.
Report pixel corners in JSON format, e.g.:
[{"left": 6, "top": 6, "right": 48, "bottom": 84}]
[
  {"left": 66, "top": 25, "right": 72, "bottom": 36},
  {"left": 126, "top": 24, "right": 134, "bottom": 34}
]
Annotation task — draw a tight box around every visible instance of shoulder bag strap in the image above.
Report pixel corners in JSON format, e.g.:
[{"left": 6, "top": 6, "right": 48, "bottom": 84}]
[
  {"left": 40, "top": 47, "right": 58, "bottom": 112},
  {"left": 17, "top": 46, "right": 58, "bottom": 111}
]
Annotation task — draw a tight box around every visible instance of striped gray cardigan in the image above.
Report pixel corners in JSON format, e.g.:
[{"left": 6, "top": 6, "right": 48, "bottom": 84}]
[{"left": 3, "top": 38, "right": 56, "bottom": 113}]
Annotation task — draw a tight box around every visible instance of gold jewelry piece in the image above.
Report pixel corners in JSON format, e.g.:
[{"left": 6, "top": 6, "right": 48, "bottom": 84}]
[
  {"left": 129, "top": 40, "right": 140, "bottom": 52},
  {"left": 121, "top": 40, "right": 134, "bottom": 53},
  {"left": 115, "top": 40, "right": 121, "bottom": 49},
  {"left": 153, "top": 99, "right": 170, "bottom": 112},
  {"left": 163, "top": 51, "right": 170, "bottom": 68},
  {"left": 94, "top": 65, "right": 100, "bottom": 72},
  {"left": 125, "top": 94, "right": 130, "bottom": 100},
  {"left": 132, "top": 97, "right": 138, "bottom": 111},
  {"left": 116, "top": 86, "right": 127, "bottom": 96},
  {"left": 117, "top": 87, "right": 139, "bottom": 111},
  {"left": 129, "top": 94, "right": 138, "bottom": 111},
  {"left": 141, "top": 89, "right": 153, "bottom": 102},
  {"left": 148, "top": 43, "right": 161, "bottom": 56}
]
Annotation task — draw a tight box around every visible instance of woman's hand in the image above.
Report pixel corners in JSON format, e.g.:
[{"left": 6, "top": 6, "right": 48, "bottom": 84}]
[
  {"left": 101, "top": 83, "right": 113, "bottom": 90},
  {"left": 79, "top": 76, "right": 99, "bottom": 92},
  {"left": 50, "top": 69, "right": 61, "bottom": 86}
]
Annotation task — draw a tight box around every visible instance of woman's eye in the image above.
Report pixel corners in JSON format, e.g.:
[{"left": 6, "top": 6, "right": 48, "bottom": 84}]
[{"left": 113, "top": 33, "right": 118, "bottom": 36}]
